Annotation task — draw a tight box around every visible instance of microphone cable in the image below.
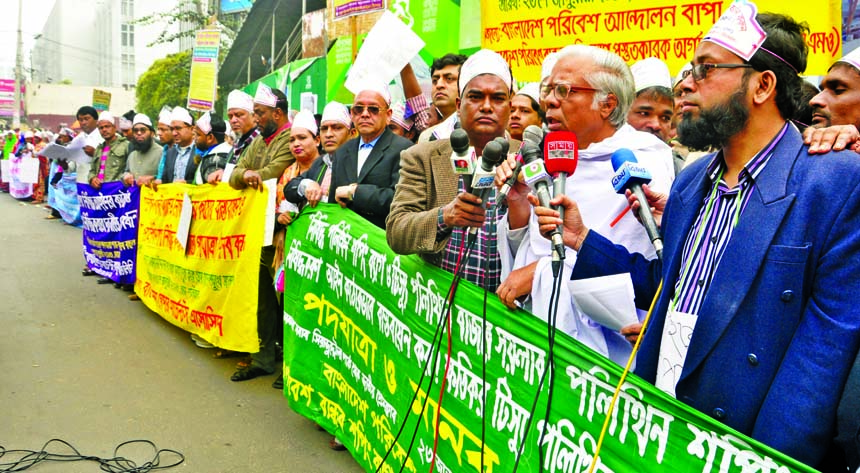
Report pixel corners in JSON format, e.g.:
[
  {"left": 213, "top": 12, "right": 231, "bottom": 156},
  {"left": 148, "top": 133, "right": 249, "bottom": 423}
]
[
  {"left": 0, "top": 439, "right": 184, "bottom": 472},
  {"left": 537, "top": 257, "right": 565, "bottom": 472}
]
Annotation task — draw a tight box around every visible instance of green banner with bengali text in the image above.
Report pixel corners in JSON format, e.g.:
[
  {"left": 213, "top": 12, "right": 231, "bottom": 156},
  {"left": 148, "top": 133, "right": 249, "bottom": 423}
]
[{"left": 282, "top": 204, "right": 815, "bottom": 473}]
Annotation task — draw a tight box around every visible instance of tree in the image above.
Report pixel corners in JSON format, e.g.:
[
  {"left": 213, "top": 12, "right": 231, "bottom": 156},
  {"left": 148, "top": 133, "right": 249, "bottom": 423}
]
[
  {"left": 133, "top": 0, "right": 237, "bottom": 50},
  {"left": 136, "top": 51, "right": 192, "bottom": 119}
]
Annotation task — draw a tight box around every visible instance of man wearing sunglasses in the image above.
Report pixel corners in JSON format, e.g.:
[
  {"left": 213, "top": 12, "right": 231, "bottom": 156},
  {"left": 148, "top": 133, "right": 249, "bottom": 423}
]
[
  {"left": 493, "top": 44, "right": 674, "bottom": 366},
  {"left": 535, "top": 7, "right": 860, "bottom": 469},
  {"left": 323, "top": 84, "right": 412, "bottom": 229}
]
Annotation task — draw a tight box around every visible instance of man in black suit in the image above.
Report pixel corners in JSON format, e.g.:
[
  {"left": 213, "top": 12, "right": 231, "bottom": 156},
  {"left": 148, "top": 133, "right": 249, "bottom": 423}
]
[{"left": 302, "top": 85, "right": 413, "bottom": 229}]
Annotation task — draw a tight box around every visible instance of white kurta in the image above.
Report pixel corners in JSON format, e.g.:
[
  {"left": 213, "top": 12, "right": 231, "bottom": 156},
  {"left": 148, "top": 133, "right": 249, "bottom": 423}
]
[{"left": 499, "top": 124, "right": 675, "bottom": 366}]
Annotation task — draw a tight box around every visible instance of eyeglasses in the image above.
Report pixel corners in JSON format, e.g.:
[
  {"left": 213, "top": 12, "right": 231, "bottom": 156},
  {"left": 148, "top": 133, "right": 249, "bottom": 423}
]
[
  {"left": 540, "top": 82, "right": 598, "bottom": 100},
  {"left": 351, "top": 105, "right": 386, "bottom": 116},
  {"left": 682, "top": 63, "right": 754, "bottom": 82},
  {"left": 131, "top": 127, "right": 149, "bottom": 134}
]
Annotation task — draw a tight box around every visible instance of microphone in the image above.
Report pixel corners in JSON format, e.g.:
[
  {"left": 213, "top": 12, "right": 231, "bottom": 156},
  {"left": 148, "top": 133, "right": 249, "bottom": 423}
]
[
  {"left": 498, "top": 125, "right": 544, "bottom": 206},
  {"left": 520, "top": 142, "right": 565, "bottom": 263},
  {"left": 543, "top": 131, "right": 578, "bottom": 224},
  {"left": 449, "top": 128, "right": 477, "bottom": 191},
  {"left": 466, "top": 140, "right": 505, "bottom": 239},
  {"left": 610, "top": 148, "right": 663, "bottom": 260},
  {"left": 493, "top": 136, "right": 510, "bottom": 157}
]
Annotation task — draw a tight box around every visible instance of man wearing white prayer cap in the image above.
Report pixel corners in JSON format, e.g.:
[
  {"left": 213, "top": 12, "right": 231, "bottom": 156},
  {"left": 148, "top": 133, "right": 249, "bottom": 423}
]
[
  {"left": 627, "top": 57, "right": 675, "bottom": 144},
  {"left": 121, "top": 113, "right": 162, "bottom": 189},
  {"left": 226, "top": 89, "right": 259, "bottom": 162},
  {"left": 388, "top": 48, "right": 513, "bottom": 292},
  {"left": 494, "top": 44, "right": 674, "bottom": 366},
  {"left": 553, "top": 6, "right": 859, "bottom": 469},
  {"left": 227, "top": 83, "right": 294, "bottom": 383},
  {"left": 808, "top": 47, "right": 860, "bottom": 133},
  {"left": 155, "top": 106, "right": 198, "bottom": 184},
  {"left": 87, "top": 110, "right": 130, "bottom": 190},
  {"left": 194, "top": 111, "right": 232, "bottom": 185},
  {"left": 387, "top": 102, "right": 417, "bottom": 142},
  {"left": 508, "top": 82, "right": 543, "bottom": 142},
  {"left": 282, "top": 101, "right": 355, "bottom": 209},
  {"left": 156, "top": 106, "right": 174, "bottom": 148}
]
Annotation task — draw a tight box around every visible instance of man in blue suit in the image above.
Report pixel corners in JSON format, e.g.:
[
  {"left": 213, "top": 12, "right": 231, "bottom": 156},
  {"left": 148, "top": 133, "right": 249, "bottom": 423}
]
[{"left": 529, "top": 6, "right": 860, "bottom": 470}]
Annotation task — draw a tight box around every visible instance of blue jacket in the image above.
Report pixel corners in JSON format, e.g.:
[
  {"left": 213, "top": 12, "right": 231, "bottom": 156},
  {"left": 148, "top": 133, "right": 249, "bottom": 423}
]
[{"left": 571, "top": 124, "right": 860, "bottom": 468}]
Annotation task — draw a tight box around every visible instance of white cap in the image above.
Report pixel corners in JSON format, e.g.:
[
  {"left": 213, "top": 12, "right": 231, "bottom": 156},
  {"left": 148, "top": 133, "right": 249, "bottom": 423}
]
[
  {"left": 516, "top": 82, "right": 541, "bottom": 103},
  {"left": 836, "top": 47, "right": 860, "bottom": 72},
  {"left": 59, "top": 127, "right": 75, "bottom": 137},
  {"left": 703, "top": 0, "right": 767, "bottom": 61},
  {"left": 458, "top": 49, "right": 512, "bottom": 96},
  {"left": 254, "top": 84, "right": 279, "bottom": 108},
  {"left": 321, "top": 101, "right": 351, "bottom": 127},
  {"left": 24, "top": 130, "right": 34, "bottom": 138},
  {"left": 291, "top": 110, "right": 318, "bottom": 136},
  {"left": 197, "top": 111, "right": 212, "bottom": 134},
  {"left": 389, "top": 102, "right": 413, "bottom": 131},
  {"left": 170, "top": 106, "right": 193, "bottom": 125},
  {"left": 354, "top": 83, "right": 392, "bottom": 105},
  {"left": 541, "top": 51, "right": 560, "bottom": 82},
  {"left": 158, "top": 106, "right": 172, "bottom": 126},
  {"left": 227, "top": 89, "right": 254, "bottom": 112},
  {"left": 97, "top": 111, "right": 115, "bottom": 124},
  {"left": 674, "top": 63, "right": 692, "bottom": 88},
  {"left": 118, "top": 116, "right": 132, "bottom": 130},
  {"left": 132, "top": 113, "right": 152, "bottom": 129},
  {"left": 630, "top": 58, "right": 672, "bottom": 93}
]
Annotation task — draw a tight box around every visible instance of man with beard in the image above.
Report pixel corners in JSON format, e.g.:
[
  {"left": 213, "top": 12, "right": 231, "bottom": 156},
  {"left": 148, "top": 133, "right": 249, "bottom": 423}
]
[
  {"left": 121, "top": 114, "right": 162, "bottom": 187},
  {"left": 194, "top": 111, "right": 232, "bottom": 184},
  {"left": 493, "top": 44, "right": 674, "bottom": 365},
  {"left": 532, "top": 6, "right": 860, "bottom": 469},
  {"left": 227, "top": 84, "right": 294, "bottom": 382}
]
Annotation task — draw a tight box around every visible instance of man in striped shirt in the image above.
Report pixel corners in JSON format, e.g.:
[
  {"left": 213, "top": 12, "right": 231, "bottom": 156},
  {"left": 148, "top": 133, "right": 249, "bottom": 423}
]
[{"left": 536, "top": 7, "right": 860, "bottom": 470}]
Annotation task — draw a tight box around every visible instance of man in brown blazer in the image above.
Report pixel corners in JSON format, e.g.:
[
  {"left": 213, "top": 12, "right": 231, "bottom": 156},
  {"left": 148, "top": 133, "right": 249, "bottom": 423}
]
[{"left": 387, "top": 49, "right": 515, "bottom": 292}]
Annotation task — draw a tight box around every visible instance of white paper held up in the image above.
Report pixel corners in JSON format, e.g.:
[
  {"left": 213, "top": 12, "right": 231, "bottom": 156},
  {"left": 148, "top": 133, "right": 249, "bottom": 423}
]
[
  {"left": 344, "top": 11, "right": 425, "bottom": 95},
  {"left": 19, "top": 158, "right": 40, "bottom": 184},
  {"left": 175, "top": 192, "right": 193, "bottom": 252},
  {"left": 568, "top": 273, "right": 639, "bottom": 331},
  {"left": 262, "top": 178, "right": 277, "bottom": 247}
]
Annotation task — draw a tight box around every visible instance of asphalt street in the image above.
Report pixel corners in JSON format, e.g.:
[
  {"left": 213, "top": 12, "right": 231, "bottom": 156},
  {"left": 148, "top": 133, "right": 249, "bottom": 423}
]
[{"left": 0, "top": 196, "right": 364, "bottom": 473}]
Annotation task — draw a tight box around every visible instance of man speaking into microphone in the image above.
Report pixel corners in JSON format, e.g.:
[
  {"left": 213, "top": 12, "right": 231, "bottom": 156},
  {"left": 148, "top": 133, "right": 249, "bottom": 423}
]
[
  {"left": 494, "top": 44, "right": 674, "bottom": 366},
  {"left": 387, "top": 49, "right": 515, "bottom": 292}
]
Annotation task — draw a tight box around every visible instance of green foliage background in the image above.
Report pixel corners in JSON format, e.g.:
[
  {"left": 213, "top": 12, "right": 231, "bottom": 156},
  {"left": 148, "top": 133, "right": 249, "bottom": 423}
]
[{"left": 135, "top": 51, "right": 193, "bottom": 119}]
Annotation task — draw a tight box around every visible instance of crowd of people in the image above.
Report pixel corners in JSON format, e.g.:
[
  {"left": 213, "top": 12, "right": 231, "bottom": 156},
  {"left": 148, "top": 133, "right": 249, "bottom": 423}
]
[{"left": 3, "top": 1, "right": 860, "bottom": 469}]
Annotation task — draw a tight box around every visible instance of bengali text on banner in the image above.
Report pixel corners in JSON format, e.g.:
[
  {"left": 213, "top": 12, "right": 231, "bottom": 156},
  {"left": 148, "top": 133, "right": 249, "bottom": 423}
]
[
  {"left": 78, "top": 181, "right": 139, "bottom": 285},
  {"left": 282, "top": 204, "right": 816, "bottom": 473},
  {"left": 481, "top": 0, "right": 841, "bottom": 82},
  {"left": 136, "top": 183, "right": 264, "bottom": 352}
]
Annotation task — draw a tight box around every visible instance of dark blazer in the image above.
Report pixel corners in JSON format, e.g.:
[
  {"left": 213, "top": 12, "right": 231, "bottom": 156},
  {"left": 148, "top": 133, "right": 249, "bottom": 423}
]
[
  {"left": 327, "top": 127, "right": 413, "bottom": 229},
  {"left": 161, "top": 145, "right": 199, "bottom": 183},
  {"left": 571, "top": 124, "right": 860, "bottom": 468}
]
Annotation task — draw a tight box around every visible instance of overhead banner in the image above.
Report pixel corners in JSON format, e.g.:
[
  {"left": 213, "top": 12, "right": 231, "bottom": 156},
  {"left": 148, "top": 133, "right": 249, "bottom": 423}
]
[
  {"left": 188, "top": 30, "right": 221, "bottom": 111},
  {"left": 136, "top": 183, "right": 265, "bottom": 352},
  {"left": 333, "top": 0, "right": 386, "bottom": 20},
  {"left": 481, "top": 0, "right": 841, "bottom": 81},
  {"left": 78, "top": 182, "right": 139, "bottom": 285},
  {"left": 0, "top": 79, "right": 24, "bottom": 117},
  {"left": 282, "top": 205, "right": 815, "bottom": 473}
]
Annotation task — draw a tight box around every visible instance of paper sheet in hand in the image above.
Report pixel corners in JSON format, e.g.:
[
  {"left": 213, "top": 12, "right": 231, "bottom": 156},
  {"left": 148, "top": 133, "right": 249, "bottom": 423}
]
[
  {"left": 344, "top": 11, "right": 425, "bottom": 95},
  {"left": 568, "top": 273, "right": 638, "bottom": 331},
  {"left": 65, "top": 134, "right": 92, "bottom": 164},
  {"left": 41, "top": 143, "right": 70, "bottom": 161},
  {"left": 19, "top": 158, "right": 40, "bottom": 184},
  {"left": 262, "top": 179, "right": 277, "bottom": 246},
  {"left": 175, "top": 192, "right": 193, "bottom": 251},
  {"left": 0, "top": 161, "right": 9, "bottom": 183}
]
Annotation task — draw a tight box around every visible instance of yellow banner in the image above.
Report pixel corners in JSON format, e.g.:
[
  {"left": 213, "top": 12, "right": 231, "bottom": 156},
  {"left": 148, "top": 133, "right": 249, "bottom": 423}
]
[
  {"left": 481, "top": 0, "right": 841, "bottom": 82},
  {"left": 136, "top": 183, "right": 265, "bottom": 353},
  {"left": 187, "top": 29, "right": 221, "bottom": 111}
]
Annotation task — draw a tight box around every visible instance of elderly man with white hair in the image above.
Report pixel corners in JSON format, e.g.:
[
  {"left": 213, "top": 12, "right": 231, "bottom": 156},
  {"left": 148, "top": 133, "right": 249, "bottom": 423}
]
[{"left": 494, "top": 44, "right": 675, "bottom": 366}]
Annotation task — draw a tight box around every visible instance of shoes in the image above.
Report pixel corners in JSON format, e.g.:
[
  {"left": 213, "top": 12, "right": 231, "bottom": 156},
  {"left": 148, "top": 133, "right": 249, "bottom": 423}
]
[
  {"left": 212, "top": 349, "right": 244, "bottom": 359},
  {"left": 82, "top": 269, "right": 97, "bottom": 276},
  {"left": 128, "top": 294, "right": 140, "bottom": 301},
  {"left": 272, "top": 375, "right": 283, "bottom": 390},
  {"left": 121, "top": 284, "right": 134, "bottom": 292},
  {"left": 230, "top": 365, "right": 273, "bottom": 382},
  {"left": 191, "top": 333, "right": 215, "bottom": 349},
  {"left": 96, "top": 277, "right": 112, "bottom": 284},
  {"left": 44, "top": 214, "right": 59, "bottom": 220},
  {"left": 329, "top": 438, "right": 347, "bottom": 451},
  {"left": 113, "top": 282, "right": 122, "bottom": 289}
]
